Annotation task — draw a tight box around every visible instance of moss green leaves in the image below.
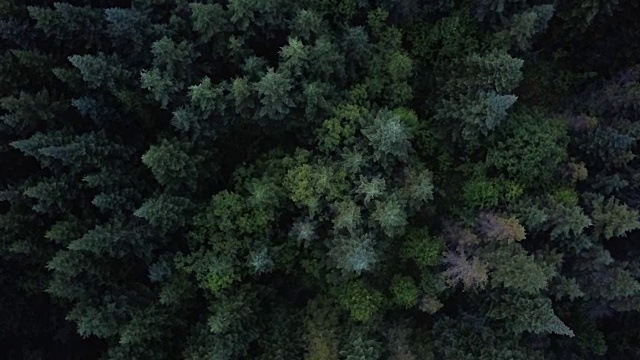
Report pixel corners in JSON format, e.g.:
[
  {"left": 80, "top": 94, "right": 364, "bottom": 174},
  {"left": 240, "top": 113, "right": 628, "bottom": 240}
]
[{"left": 362, "top": 109, "right": 413, "bottom": 163}]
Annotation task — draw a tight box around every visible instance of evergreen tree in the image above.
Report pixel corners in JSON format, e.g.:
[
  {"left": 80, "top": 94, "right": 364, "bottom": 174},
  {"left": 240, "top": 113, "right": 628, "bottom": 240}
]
[{"left": 3, "top": 0, "right": 640, "bottom": 358}]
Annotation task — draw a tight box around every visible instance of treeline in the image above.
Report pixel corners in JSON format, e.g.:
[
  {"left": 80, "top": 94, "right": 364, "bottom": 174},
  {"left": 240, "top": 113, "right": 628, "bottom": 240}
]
[{"left": 1, "top": 0, "right": 640, "bottom": 359}]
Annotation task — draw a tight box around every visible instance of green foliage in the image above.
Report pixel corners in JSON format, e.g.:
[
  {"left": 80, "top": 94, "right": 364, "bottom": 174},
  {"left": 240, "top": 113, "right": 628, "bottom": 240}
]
[
  {"left": 588, "top": 194, "right": 640, "bottom": 240},
  {"left": 401, "top": 228, "right": 443, "bottom": 268},
  {"left": 588, "top": 265, "right": 640, "bottom": 302},
  {"left": 548, "top": 203, "right": 593, "bottom": 240},
  {"left": 329, "top": 233, "right": 378, "bottom": 274},
  {"left": 255, "top": 305, "right": 304, "bottom": 360},
  {"left": 69, "top": 54, "right": 128, "bottom": 91},
  {"left": 151, "top": 36, "right": 197, "bottom": 78},
  {"left": 495, "top": 5, "right": 555, "bottom": 51},
  {"left": 134, "top": 194, "right": 192, "bottom": 233},
  {"left": 256, "top": 68, "right": 295, "bottom": 122},
  {"left": 302, "top": 297, "right": 340, "bottom": 360},
  {"left": 340, "top": 328, "right": 383, "bottom": 360},
  {"left": 372, "top": 194, "right": 408, "bottom": 237},
  {"left": 332, "top": 200, "right": 362, "bottom": 232},
  {"left": 198, "top": 255, "right": 238, "bottom": 294},
  {"left": 291, "top": 10, "right": 326, "bottom": 42},
  {"left": 432, "top": 313, "right": 543, "bottom": 360},
  {"left": 4, "top": 0, "right": 640, "bottom": 358},
  {"left": 140, "top": 68, "right": 179, "bottom": 109},
  {"left": 317, "top": 105, "right": 362, "bottom": 152},
  {"left": 190, "top": 3, "right": 227, "bottom": 41},
  {"left": 356, "top": 175, "right": 386, "bottom": 205},
  {"left": 28, "top": 3, "right": 104, "bottom": 40},
  {"left": 551, "top": 276, "right": 584, "bottom": 301},
  {"left": 488, "top": 295, "right": 575, "bottom": 337},
  {"left": 337, "top": 280, "right": 384, "bottom": 322},
  {"left": 440, "top": 91, "right": 518, "bottom": 141},
  {"left": 290, "top": 218, "right": 318, "bottom": 246},
  {"left": 1, "top": 89, "right": 64, "bottom": 132},
  {"left": 189, "top": 77, "right": 225, "bottom": 116},
  {"left": 284, "top": 160, "right": 349, "bottom": 214},
  {"left": 409, "top": 9, "right": 480, "bottom": 63},
  {"left": 280, "top": 37, "right": 308, "bottom": 77},
  {"left": 391, "top": 275, "right": 419, "bottom": 308},
  {"left": 490, "top": 252, "right": 554, "bottom": 294},
  {"left": 552, "top": 187, "right": 580, "bottom": 207},
  {"left": 433, "top": 47, "right": 527, "bottom": 148},
  {"left": 461, "top": 174, "right": 501, "bottom": 209},
  {"left": 576, "top": 324, "right": 608, "bottom": 356},
  {"left": 457, "top": 50, "right": 525, "bottom": 93},
  {"left": 285, "top": 163, "right": 322, "bottom": 212},
  {"left": 401, "top": 167, "right": 435, "bottom": 210},
  {"left": 362, "top": 109, "right": 413, "bottom": 163},
  {"left": 486, "top": 110, "right": 568, "bottom": 189},
  {"left": 141, "top": 138, "right": 200, "bottom": 191}
]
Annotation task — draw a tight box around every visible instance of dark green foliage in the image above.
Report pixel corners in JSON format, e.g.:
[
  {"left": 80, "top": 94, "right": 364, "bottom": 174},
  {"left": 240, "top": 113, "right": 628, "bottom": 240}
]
[
  {"left": 586, "top": 193, "right": 640, "bottom": 240},
  {"left": 337, "top": 280, "right": 384, "bottom": 322},
  {"left": 302, "top": 297, "right": 341, "bottom": 360},
  {"left": 134, "top": 194, "right": 192, "bottom": 233},
  {"left": 432, "top": 314, "right": 545, "bottom": 360},
  {"left": 141, "top": 138, "right": 201, "bottom": 191},
  {"left": 390, "top": 275, "right": 419, "bottom": 308},
  {"left": 340, "top": 327, "right": 383, "bottom": 360},
  {"left": 401, "top": 228, "right": 443, "bottom": 268},
  {"left": 485, "top": 109, "right": 568, "bottom": 190},
  {"left": 488, "top": 294, "right": 574, "bottom": 336},
  {"left": 362, "top": 109, "right": 412, "bottom": 163},
  {"left": 2, "top": 0, "right": 640, "bottom": 359},
  {"left": 329, "top": 232, "right": 378, "bottom": 274}
]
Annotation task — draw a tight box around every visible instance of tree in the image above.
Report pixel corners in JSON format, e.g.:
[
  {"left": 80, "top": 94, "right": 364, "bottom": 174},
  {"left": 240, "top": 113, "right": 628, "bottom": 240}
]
[
  {"left": 488, "top": 294, "right": 574, "bottom": 337},
  {"left": 141, "top": 138, "right": 201, "bottom": 191},
  {"left": 362, "top": 108, "right": 412, "bottom": 163},
  {"left": 329, "top": 232, "right": 378, "bottom": 274},
  {"left": 442, "top": 249, "right": 489, "bottom": 291},
  {"left": 340, "top": 328, "right": 382, "bottom": 360},
  {"left": 256, "top": 68, "right": 295, "bottom": 122},
  {"left": 477, "top": 213, "right": 526, "bottom": 244},
  {"left": 5, "top": 0, "right": 640, "bottom": 358},
  {"left": 587, "top": 194, "right": 640, "bottom": 240},
  {"left": 133, "top": 194, "right": 192, "bottom": 233}
]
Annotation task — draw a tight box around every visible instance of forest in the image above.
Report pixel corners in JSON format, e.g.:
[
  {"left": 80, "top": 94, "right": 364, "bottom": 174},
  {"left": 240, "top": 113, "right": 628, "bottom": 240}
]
[{"left": 2, "top": 0, "right": 640, "bottom": 359}]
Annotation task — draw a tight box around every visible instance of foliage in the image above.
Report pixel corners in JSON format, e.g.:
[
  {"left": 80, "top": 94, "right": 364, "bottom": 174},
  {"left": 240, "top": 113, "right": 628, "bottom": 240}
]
[
  {"left": 337, "top": 280, "right": 384, "bottom": 322},
  {"left": 1, "top": 0, "right": 640, "bottom": 359}
]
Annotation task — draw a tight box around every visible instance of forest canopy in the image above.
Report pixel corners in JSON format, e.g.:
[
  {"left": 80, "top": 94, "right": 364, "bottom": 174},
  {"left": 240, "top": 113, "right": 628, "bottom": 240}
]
[{"left": 2, "top": 0, "right": 640, "bottom": 359}]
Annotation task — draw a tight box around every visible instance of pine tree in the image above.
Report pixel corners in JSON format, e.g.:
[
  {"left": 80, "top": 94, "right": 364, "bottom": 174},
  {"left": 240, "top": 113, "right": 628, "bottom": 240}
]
[
  {"left": 340, "top": 330, "right": 383, "bottom": 360},
  {"left": 442, "top": 249, "right": 489, "bottom": 291},
  {"left": 587, "top": 194, "right": 640, "bottom": 240},
  {"left": 477, "top": 213, "right": 526, "bottom": 244},
  {"left": 329, "top": 232, "right": 378, "bottom": 274},
  {"left": 141, "top": 138, "right": 201, "bottom": 191},
  {"left": 134, "top": 194, "right": 192, "bottom": 233},
  {"left": 255, "top": 68, "right": 295, "bottom": 122},
  {"left": 488, "top": 294, "right": 574, "bottom": 337}
]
